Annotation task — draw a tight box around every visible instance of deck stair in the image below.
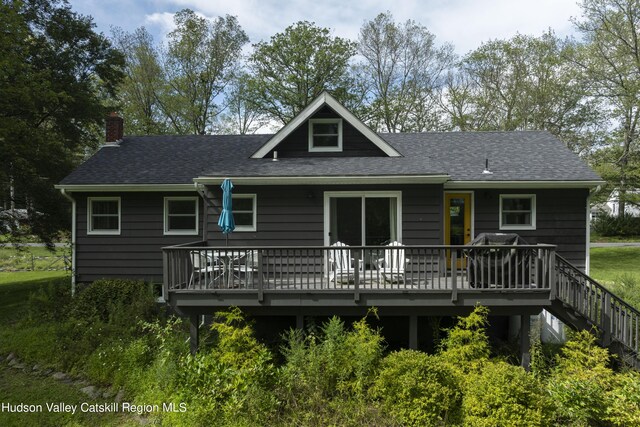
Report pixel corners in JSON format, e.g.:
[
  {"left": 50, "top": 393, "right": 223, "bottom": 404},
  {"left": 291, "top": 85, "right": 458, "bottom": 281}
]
[{"left": 550, "top": 255, "right": 640, "bottom": 367}]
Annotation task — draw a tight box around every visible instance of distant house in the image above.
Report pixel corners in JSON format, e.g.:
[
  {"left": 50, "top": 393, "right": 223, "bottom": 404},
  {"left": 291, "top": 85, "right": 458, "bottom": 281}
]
[
  {"left": 57, "top": 92, "right": 639, "bottom": 367},
  {"left": 606, "top": 189, "right": 640, "bottom": 217}
]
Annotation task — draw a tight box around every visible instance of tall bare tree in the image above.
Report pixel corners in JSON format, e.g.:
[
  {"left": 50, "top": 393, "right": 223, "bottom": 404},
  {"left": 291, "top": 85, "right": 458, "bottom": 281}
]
[
  {"left": 215, "top": 72, "right": 269, "bottom": 134},
  {"left": 358, "top": 12, "right": 455, "bottom": 132},
  {"left": 111, "top": 27, "right": 166, "bottom": 135},
  {"left": 159, "top": 10, "right": 248, "bottom": 135}
]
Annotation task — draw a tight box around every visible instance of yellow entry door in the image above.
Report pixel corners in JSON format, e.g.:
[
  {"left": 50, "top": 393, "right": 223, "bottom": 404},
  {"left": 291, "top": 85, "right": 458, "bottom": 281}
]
[{"left": 444, "top": 193, "right": 472, "bottom": 268}]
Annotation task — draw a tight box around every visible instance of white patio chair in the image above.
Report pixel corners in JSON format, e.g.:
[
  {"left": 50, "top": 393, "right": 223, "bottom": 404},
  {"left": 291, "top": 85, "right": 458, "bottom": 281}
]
[
  {"left": 329, "top": 241, "right": 357, "bottom": 284},
  {"left": 375, "top": 241, "right": 409, "bottom": 283},
  {"left": 189, "top": 250, "right": 224, "bottom": 288}
]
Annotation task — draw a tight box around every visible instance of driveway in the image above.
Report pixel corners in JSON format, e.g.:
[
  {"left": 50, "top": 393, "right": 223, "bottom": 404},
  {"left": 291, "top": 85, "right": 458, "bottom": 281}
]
[{"left": 591, "top": 242, "right": 640, "bottom": 247}]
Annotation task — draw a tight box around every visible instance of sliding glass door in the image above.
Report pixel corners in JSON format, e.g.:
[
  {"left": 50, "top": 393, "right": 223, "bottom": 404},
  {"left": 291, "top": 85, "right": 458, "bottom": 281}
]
[{"left": 326, "top": 192, "right": 401, "bottom": 246}]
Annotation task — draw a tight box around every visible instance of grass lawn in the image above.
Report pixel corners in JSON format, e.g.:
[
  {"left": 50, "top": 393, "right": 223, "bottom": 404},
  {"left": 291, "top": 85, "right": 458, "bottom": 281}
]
[
  {"left": 0, "top": 365, "right": 138, "bottom": 427},
  {"left": 589, "top": 246, "right": 640, "bottom": 285},
  {"left": 590, "top": 232, "right": 640, "bottom": 243}
]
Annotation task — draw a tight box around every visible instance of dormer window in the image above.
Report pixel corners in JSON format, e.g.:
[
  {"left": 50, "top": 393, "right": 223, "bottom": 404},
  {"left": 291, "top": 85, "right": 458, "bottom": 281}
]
[{"left": 309, "top": 118, "right": 342, "bottom": 152}]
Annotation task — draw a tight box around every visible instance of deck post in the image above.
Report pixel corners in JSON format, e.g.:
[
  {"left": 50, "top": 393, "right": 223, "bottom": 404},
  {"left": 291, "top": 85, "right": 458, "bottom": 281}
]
[
  {"left": 354, "top": 249, "right": 360, "bottom": 303},
  {"left": 189, "top": 313, "right": 199, "bottom": 355},
  {"left": 451, "top": 251, "right": 458, "bottom": 302},
  {"left": 257, "top": 251, "right": 264, "bottom": 302},
  {"left": 548, "top": 249, "right": 556, "bottom": 300},
  {"left": 162, "top": 250, "right": 169, "bottom": 301},
  {"left": 296, "top": 314, "right": 304, "bottom": 331},
  {"left": 520, "top": 314, "right": 531, "bottom": 370},
  {"left": 602, "top": 293, "right": 612, "bottom": 345},
  {"left": 409, "top": 315, "right": 418, "bottom": 349}
]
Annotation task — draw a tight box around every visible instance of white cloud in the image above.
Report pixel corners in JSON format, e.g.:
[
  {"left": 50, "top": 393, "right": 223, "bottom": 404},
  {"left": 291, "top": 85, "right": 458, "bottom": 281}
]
[
  {"left": 144, "top": 12, "right": 177, "bottom": 36},
  {"left": 70, "top": 0, "right": 584, "bottom": 54}
]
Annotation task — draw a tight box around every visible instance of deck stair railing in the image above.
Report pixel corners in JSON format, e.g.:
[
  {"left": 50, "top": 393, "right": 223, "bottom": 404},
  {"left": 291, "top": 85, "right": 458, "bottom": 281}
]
[{"left": 554, "top": 255, "right": 640, "bottom": 366}]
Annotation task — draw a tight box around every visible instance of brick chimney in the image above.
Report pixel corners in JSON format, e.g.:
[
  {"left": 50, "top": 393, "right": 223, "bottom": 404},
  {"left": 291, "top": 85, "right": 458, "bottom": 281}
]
[{"left": 105, "top": 112, "right": 124, "bottom": 143}]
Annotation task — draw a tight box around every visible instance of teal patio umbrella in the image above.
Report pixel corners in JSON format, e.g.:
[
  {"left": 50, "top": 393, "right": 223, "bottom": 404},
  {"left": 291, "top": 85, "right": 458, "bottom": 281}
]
[{"left": 218, "top": 179, "right": 235, "bottom": 242}]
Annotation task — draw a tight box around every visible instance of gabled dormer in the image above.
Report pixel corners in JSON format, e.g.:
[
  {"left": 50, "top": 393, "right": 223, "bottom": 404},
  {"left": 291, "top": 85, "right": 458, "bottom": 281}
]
[{"left": 251, "top": 92, "right": 402, "bottom": 158}]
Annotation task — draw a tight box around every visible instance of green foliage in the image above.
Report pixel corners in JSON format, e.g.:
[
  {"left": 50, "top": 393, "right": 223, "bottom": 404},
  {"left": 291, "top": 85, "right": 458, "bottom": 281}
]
[
  {"left": 247, "top": 21, "right": 358, "bottom": 124},
  {"left": 358, "top": 12, "right": 455, "bottom": 133},
  {"left": 26, "top": 280, "right": 72, "bottom": 322},
  {"left": 278, "top": 312, "right": 388, "bottom": 425},
  {"left": 0, "top": 0, "right": 124, "bottom": 243},
  {"left": 462, "top": 360, "right": 550, "bottom": 427},
  {"left": 371, "top": 350, "right": 462, "bottom": 426},
  {"left": 547, "top": 330, "right": 614, "bottom": 425},
  {"left": 439, "top": 305, "right": 491, "bottom": 368},
  {"left": 68, "top": 279, "right": 156, "bottom": 327},
  {"left": 592, "top": 213, "right": 640, "bottom": 237},
  {"left": 447, "top": 30, "right": 603, "bottom": 155},
  {"left": 605, "top": 370, "right": 640, "bottom": 426},
  {"left": 162, "top": 309, "right": 277, "bottom": 426}
]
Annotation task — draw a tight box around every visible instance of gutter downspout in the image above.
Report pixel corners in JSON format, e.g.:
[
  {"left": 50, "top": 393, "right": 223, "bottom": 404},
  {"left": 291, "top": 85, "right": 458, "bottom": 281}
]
[
  {"left": 60, "top": 189, "right": 77, "bottom": 296},
  {"left": 195, "top": 183, "right": 208, "bottom": 242},
  {"left": 586, "top": 185, "right": 602, "bottom": 275}
]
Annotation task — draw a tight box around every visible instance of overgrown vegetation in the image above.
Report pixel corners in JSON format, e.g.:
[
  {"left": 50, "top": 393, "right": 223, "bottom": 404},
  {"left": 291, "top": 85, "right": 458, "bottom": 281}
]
[
  {"left": 592, "top": 213, "right": 640, "bottom": 237},
  {"left": 2, "top": 278, "right": 640, "bottom": 425}
]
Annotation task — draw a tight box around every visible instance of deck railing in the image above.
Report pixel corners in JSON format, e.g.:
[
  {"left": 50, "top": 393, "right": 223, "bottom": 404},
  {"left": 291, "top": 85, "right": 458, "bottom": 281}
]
[
  {"left": 163, "top": 243, "right": 556, "bottom": 301},
  {"left": 556, "top": 255, "right": 640, "bottom": 359}
]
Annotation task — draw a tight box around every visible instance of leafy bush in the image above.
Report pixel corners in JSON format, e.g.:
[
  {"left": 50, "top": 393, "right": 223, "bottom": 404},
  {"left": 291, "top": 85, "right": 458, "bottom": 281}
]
[
  {"left": 605, "top": 370, "right": 640, "bottom": 426},
  {"left": 547, "top": 330, "right": 614, "bottom": 425},
  {"left": 27, "top": 281, "right": 72, "bottom": 322},
  {"left": 278, "top": 312, "right": 389, "bottom": 425},
  {"left": 462, "top": 360, "right": 550, "bottom": 427},
  {"left": 163, "top": 309, "right": 278, "bottom": 426},
  {"left": 371, "top": 350, "right": 462, "bottom": 426},
  {"left": 439, "top": 305, "right": 490, "bottom": 369},
  {"left": 592, "top": 213, "right": 640, "bottom": 237},
  {"left": 68, "top": 279, "right": 156, "bottom": 328}
]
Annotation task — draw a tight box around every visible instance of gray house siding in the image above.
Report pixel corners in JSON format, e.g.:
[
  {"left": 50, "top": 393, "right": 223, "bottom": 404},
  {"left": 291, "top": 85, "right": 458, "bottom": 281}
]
[
  {"left": 75, "top": 192, "right": 204, "bottom": 283},
  {"left": 204, "top": 184, "right": 444, "bottom": 246},
  {"left": 471, "top": 188, "right": 588, "bottom": 270},
  {"left": 267, "top": 106, "right": 387, "bottom": 158},
  {"left": 73, "top": 186, "right": 588, "bottom": 282}
]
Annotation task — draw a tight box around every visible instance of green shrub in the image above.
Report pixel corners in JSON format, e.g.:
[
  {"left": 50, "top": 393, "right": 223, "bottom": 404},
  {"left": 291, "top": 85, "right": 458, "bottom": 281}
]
[
  {"left": 68, "top": 279, "right": 156, "bottom": 328},
  {"left": 462, "top": 360, "right": 550, "bottom": 427},
  {"left": 605, "top": 370, "right": 640, "bottom": 426},
  {"left": 161, "top": 309, "right": 278, "bottom": 426},
  {"left": 547, "top": 330, "right": 614, "bottom": 425},
  {"left": 439, "top": 305, "right": 491, "bottom": 369},
  {"left": 26, "top": 281, "right": 72, "bottom": 323},
  {"left": 371, "top": 350, "right": 462, "bottom": 426},
  {"left": 278, "top": 312, "right": 387, "bottom": 425},
  {"left": 592, "top": 213, "right": 640, "bottom": 237}
]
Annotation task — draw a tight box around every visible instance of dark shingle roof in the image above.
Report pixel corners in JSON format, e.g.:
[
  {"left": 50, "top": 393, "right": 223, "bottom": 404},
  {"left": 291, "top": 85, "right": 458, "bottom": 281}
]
[{"left": 59, "top": 131, "right": 601, "bottom": 185}]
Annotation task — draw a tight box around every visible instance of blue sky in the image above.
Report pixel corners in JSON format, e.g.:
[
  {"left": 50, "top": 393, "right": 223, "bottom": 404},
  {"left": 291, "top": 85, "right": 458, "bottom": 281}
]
[{"left": 68, "top": 0, "right": 583, "bottom": 55}]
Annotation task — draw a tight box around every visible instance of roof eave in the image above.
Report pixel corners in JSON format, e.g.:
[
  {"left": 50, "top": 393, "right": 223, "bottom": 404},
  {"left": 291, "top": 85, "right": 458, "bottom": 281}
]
[
  {"left": 194, "top": 175, "right": 449, "bottom": 185},
  {"left": 54, "top": 184, "right": 197, "bottom": 192},
  {"left": 444, "top": 180, "right": 605, "bottom": 189}
]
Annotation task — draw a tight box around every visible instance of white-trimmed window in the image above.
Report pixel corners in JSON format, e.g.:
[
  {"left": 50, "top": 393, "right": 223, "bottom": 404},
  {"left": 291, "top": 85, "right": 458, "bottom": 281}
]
[
  {"left": 308, "top": 118, "right": 343, "bottom": 152},
  {"left": 88, "top": 197, "right": 121, "bottom": 235},
  {"left": 164, "top": 197, "right": 199, "bottom": 235},
  {"left": 233, "top": 194, "right": 257, "bottom": 232},
  {"left": 499, "top": 194, "right": 536, "bottom": 230}
]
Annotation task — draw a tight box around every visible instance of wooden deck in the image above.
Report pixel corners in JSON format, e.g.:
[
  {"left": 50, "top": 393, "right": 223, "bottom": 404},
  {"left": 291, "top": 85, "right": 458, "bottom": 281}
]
[{"left": 164, "top": 243, "right": 555, "bottom": 314}]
